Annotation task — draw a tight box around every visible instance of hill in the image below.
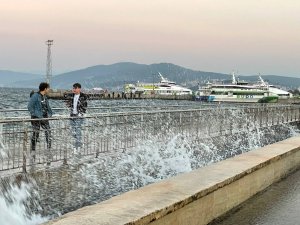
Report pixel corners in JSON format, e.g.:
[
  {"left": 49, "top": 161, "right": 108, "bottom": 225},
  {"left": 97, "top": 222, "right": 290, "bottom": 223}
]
[
  {"left": 5, "top": 62, "right": 300, "bottom": 91},
  {"left": 0, "top": 70, "right": 43, "bottom": 87},
  {"left": 50, "top": 62, "right": 230, "bottom": 90}
]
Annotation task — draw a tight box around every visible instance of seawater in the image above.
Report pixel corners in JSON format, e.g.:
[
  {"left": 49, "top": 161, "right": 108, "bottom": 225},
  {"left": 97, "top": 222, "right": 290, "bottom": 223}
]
[
  {"left": 0, "top": 87, "right": 299, "bottom": 225},
  {"left": 0, "top": 181, "right": 48, "bottom": 225}
]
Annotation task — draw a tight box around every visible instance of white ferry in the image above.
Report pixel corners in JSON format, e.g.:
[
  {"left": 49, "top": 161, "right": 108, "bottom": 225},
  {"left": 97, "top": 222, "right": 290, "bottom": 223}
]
[
  {"left": 255, "top": 76, "right": 292, "bottom": 99},
  {"left": 195, "top": 72, "right": 292, "bottom": 103},
  {"left": 124, "top": 73, "right": 192, "bottom": 96}
]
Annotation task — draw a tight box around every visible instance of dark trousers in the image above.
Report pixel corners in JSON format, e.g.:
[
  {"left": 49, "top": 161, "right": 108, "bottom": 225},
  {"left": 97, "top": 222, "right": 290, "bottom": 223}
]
[{"left": 31, "top": 116, "right": 51, "bottom": 152}]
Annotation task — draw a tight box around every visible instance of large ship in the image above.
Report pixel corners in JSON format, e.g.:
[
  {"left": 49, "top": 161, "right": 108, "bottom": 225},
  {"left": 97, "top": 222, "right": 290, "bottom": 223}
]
[
  {"left": 195, "top": 72, "right": 292, "bottom": 103},
  {"left": 124, "top": 73, "right": 192, "bottom": 96}
]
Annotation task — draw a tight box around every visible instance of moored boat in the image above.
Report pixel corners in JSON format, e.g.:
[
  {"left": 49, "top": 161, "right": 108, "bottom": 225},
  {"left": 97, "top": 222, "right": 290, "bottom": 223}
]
[
  {"left": 124, "top": 73, "right": 192, "bottom": 96},
  {"left": 194, "top": 72, "right": 292, "bottom": 103}
]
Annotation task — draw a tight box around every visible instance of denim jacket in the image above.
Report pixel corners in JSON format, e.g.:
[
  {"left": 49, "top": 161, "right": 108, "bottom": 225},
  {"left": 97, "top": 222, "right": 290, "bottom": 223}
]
[{"left": 28, "top": 92, "right": 53, "bottom": 118}]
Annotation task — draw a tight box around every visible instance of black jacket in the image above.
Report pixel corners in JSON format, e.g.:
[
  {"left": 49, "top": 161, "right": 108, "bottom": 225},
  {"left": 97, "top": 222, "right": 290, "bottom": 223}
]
[{"left": 65, "top": 93, "right": 88, "bottom": 115}]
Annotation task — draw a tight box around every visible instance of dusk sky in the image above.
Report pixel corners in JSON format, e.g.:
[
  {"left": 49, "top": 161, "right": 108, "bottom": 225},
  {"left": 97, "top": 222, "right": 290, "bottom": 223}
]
[{"left": 0, "top": 0, "right": 299, "bottom": 77}]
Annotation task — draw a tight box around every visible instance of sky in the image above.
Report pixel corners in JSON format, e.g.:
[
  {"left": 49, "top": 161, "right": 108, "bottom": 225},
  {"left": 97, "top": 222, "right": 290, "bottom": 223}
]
[{"left": 0, "top": 0, "right": 300, "bottom": 77}]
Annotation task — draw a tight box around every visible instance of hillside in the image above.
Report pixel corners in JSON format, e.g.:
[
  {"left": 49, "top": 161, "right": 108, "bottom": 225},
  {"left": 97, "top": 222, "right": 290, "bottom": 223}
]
[
  {"left": 5, "top": 62, "right": 300, "bottom": 90},
  {"left": 49, "top": 62, "right": 230, "bottom": 90},
  {"left": 0, "top": 70, "right": 43, "bottom": 87}
]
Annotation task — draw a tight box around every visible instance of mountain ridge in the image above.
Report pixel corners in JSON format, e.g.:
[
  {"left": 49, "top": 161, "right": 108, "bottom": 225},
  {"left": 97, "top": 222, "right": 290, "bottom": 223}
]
[
  {"left": 0, "top": 70, "right": 43, "bottom": 87},
  {"left": 2, "top": 62, "right": 299, "bottom": 90}
]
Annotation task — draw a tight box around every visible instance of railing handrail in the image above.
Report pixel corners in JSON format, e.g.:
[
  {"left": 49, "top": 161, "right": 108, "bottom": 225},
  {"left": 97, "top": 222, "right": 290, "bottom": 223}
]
[
  {"left": 0, "top": 108, "right": 218, "bottom": 123},
  {"left": 0, "top": 104, "right": 299, "bottom": 123},
  {"left": 0, "top": 105, "right": 203, "bottom": 113},
  {"left": 0, "top": 103, "right": 295, "bottom": 113}
]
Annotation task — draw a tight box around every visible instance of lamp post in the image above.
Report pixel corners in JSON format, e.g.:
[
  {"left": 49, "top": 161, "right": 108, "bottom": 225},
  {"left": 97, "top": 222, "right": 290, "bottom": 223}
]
[
  {"left": 152, "top": 74, "right": 154, "bottom": 91},
  {"left": 152, "top": 73, "right": 157, "bottom": 91}
]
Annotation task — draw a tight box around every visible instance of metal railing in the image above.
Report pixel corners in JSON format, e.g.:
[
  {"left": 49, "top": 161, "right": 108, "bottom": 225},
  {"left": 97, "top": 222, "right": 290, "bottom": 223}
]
[
  {"left": 0, "top": 103, "right": 290, "bottom": 117},
  {"left": 0, "top": 105, "right": 299, "bottom": 172}
]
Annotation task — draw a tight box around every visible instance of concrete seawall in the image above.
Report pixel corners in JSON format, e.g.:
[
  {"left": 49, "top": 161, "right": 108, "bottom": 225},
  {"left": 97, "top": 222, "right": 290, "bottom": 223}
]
[{"left": 46, "top": 136, "right": 300, "bottom": 225}]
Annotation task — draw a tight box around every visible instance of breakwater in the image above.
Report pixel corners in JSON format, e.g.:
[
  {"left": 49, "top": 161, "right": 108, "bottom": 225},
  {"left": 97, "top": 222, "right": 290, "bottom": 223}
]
[
  {"left": 47, "top": 90, "right": 193, "bottom": 100},
  {"left": 47, "top": 90, "right": 300, "bottom": 103}
]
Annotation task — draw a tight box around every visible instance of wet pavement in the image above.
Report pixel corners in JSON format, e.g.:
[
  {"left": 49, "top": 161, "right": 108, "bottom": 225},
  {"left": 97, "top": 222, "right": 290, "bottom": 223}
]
[{"left": 211, "top": 168, "right": 300, "bottom": 225}]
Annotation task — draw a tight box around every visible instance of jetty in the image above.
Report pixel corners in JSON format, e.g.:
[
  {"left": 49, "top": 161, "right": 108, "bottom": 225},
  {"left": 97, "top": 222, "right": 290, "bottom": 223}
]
[
  {"left": 47, "top": 89, "right": 300, "bottom": 104},
  {"left": 47, "top": 89, "right": 193, "bottom": 100}
]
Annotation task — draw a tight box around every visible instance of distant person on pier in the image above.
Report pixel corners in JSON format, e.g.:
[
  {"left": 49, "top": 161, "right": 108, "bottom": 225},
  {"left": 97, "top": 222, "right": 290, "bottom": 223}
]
[
  {"left": 27, "top": 82, "right": 53, "bottom": 164},
  {"left": 65, "top": 83, "right": 88, "bottom": 149}
]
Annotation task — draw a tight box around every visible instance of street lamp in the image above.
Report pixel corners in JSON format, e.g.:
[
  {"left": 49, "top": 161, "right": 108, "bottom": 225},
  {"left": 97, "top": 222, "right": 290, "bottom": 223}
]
[{"left": 152, "top": 73, "right": 157, "bottom": 91}]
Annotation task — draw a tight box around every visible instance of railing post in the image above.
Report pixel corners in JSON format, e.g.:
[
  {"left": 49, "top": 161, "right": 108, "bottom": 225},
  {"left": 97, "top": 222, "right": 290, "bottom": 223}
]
[
  {"left": 208, "top": 111, "right": 211, "bottom": 136},
  {"left": 22, "top": 127, "right": 28, "bottom": 173},
  {"left": 179, "top": 112, "right": 182, "bottom": 124},
  {"left": 197, "top": 111, "right": 201, "bottom": 140},
  {"left": 265, "top": 107, "right": 268, "bottom": 126},
  {"left": 277, "top": 106, "right": 280, "bottom": 125},
  {"left": 253, "top": 108, "right": 256, "bottom": 127},
  {"left": 260, "top": 108, "right": 263, "bottom": 127},
  {"left": 219, "top": 110, "right": 223, "bottom": 136},
  {"left": 246, "top": 108, "right": 250, "bottom": 130},
  {"left": 271, "top": 107, "right": 274, "bottom": 125}
]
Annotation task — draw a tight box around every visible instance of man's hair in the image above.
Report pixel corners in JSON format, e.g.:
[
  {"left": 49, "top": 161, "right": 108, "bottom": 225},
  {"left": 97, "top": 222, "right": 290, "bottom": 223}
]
[
  {"left": 73, "top": 83, "right": 81, "bottom": 89},
  {"left": 39, "top": 82, "right": 50, "bottom": 91}
]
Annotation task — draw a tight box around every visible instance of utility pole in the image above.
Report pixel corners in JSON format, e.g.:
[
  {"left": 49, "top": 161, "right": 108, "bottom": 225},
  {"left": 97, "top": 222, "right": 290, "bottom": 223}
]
[
  {"left": 45, "top": 40, "right": 53, "bottom": 86},
  {"left": 152, "top": 73, "right": 156, "bottom": 91}
]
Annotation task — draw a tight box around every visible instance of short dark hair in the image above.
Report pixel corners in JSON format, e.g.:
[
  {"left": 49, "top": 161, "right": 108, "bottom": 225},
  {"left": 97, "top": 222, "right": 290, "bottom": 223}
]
[
  {"left": 73, "top": 83, "right": 81, "bottom": 89},
  {"left": 39, "top": 82, "right": 50, "bottom": 91}
]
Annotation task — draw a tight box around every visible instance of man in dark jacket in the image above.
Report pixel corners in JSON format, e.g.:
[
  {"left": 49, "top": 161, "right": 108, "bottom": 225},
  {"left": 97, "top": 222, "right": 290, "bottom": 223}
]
[
  {"left": 28, "top": 82, "right": 53, "bottom": 163},
  {"left": 65, "top": 83, "right": 88, "bottom": 149}
]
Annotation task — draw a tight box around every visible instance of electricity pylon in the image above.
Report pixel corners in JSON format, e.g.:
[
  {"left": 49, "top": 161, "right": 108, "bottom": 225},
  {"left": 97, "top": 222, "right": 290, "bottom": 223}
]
[{"left": 45, "top": 40, "right": 53, "bottom": 86}]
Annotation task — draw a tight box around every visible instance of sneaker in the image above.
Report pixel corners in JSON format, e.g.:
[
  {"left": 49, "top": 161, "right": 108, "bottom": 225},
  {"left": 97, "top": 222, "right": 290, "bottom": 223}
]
[{"left": 63, "top": 158, "right": 68, "bottom": 165}]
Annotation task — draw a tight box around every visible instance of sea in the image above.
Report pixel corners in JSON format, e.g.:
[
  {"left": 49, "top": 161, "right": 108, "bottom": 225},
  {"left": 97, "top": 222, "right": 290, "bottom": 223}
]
[{"left": 0, "top": 87, "right": 299, "bottom": 225}]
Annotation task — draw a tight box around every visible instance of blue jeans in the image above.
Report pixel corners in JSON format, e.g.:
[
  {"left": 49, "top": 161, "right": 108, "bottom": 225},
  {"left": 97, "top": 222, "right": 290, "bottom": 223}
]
[{"left": 70, "top": 117, "right": 84, "bottom": 149}]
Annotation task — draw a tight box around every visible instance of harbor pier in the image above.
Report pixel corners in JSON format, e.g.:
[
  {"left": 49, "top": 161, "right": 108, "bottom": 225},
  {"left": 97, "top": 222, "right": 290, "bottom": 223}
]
[
  {"left": 47, "top": 89, "right": 300, "bottom": 103},
  {"left": 48, "top": 90, "right": 193, "bottom": 100}
]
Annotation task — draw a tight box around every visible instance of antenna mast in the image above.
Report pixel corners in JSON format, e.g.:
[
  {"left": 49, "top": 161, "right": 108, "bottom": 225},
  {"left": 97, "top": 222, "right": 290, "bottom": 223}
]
[{"left": 45, "top": 40, "right": 53, "bottom": 86}]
